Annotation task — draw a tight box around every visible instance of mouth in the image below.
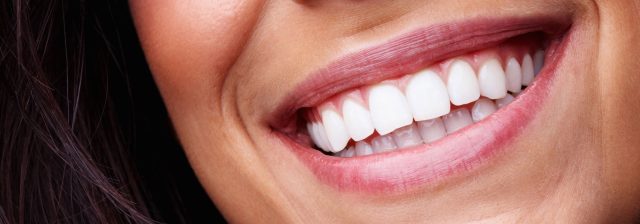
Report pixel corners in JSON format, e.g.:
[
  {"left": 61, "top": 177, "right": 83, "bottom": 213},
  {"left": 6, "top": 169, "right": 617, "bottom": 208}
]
[{"left": 269, "top": 15, "right": 573, "bottom": 193}]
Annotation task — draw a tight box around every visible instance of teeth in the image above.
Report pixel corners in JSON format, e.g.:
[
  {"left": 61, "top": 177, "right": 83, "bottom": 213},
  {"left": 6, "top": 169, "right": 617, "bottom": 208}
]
[
  {"left": 342, "top": 147, "right": 355, "bottom": 158},
  {"left": 496, "top": 94, "right": 516, "bottom": 108},
  {"left": 521, "top": 54, "right": 535, "bottom": 86},
  {"left": 355, "top": 141, "right": 373, "bottom": 156},
  {"left": 320, "top": 105, "right": 351, "bottom": 152},
  {"left": 533, "top": 50, "right": 545, "bottom": 75},
  {"left": 307, "top": 47, "right": 545, "bottom": 157},
  {"left": 307, "top": 122, "right": 332, "bottom": 152},
  {"left": 447, "top": 60, "right": 480, "bottom": 106},
  {"left": 478, "top": 58, "right": 507, "bottom": 99},
  {"left": 336, "top": 146, "right": 355, "bottom": 158},
  {"left": 443, "top": 108, "right": 474, "bottom": 134},
  {"left": 505, "top": 57, "right": 523, "bottom": 93},
  {"left": 405, "top": 69, "right": 451, "bottom": 121},
  {"left": 471, "top": 98, "right": 498, "bottom": 122},
  {"left": 371, "top": 135, "right": 397, "bottom": 153},
  {"left": 417, "top": 118, "right": 447, "bottom": 143},
  {"left": 307, "top": 123, "right": 322, "bottom": 149},
  {"left": 342, "top": 98, "right": 375, "bottom": 141},
  {"left": 391, "top": 124, "right": 424, "bottom": 148},
  {"left": 368, "top": 84, "right": 413, "bottom": 135}
]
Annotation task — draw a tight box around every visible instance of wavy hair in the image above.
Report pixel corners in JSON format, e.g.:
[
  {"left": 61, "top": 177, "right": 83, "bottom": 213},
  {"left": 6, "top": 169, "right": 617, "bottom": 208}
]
[{"left": 0, "top": 0, "right": 222, "bottom": 223}]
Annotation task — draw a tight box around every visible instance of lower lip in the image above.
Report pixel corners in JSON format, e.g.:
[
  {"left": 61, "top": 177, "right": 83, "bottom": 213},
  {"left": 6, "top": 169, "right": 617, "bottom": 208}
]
[{"left": 275, "top": 26, "right": 573, "bottom": 194}]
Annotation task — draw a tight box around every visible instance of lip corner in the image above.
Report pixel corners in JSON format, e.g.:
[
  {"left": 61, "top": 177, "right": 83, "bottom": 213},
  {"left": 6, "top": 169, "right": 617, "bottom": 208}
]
[
  {"left": 268, "top": 15, "right": 572, "bottom": 133},
  {"left": 269, "top": 14, "right": 574, "bottom": 194}
]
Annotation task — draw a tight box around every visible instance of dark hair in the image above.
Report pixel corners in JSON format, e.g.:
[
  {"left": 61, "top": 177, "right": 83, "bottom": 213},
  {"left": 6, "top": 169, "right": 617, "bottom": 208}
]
[{"left": 0, "top": 0, "right": 223, "bottom": 223}]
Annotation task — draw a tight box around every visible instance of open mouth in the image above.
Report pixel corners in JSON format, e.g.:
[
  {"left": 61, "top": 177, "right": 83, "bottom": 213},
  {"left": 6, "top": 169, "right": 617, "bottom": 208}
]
[
  {"left": 270, "top": 16, "right": 573, "bottom": 193},
  {"left": 306, "top": 33, "right": 546, "bottom": 157}
]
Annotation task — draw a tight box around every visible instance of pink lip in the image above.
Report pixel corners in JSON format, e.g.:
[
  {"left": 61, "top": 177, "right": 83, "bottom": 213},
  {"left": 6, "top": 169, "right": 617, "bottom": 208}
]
[{"left": 270, "top": 16, "right": 573, "bottom": 193}]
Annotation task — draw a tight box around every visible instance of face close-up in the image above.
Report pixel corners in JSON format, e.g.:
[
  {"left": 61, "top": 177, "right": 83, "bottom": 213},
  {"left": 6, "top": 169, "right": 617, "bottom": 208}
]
[{"left": 130, "top": 1, "right": 640, "bottom": 223}]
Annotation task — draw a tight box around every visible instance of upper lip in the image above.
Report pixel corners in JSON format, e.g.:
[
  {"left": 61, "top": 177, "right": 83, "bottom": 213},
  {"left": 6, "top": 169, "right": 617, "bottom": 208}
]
[
  {"left": 269, "top": 16, "right": 571, "bottom": 133},
  {"left": 268, "top": 14, "right": 573, "bottom": 193}
]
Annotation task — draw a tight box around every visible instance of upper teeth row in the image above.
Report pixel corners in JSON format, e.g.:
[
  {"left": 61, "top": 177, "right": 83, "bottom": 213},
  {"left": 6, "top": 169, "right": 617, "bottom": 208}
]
[{"left": 307, "top": 50, "right": 545, "bottom": 153}]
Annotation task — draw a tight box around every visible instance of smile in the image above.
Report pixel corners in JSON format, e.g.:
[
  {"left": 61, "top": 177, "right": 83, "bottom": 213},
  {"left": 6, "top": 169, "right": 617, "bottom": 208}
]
[
  {"left": 270, "top": 15, "right": 573, "bottom": 193},
  {"left": 307, "top": 35, "right": 545, "bottom": 156}
]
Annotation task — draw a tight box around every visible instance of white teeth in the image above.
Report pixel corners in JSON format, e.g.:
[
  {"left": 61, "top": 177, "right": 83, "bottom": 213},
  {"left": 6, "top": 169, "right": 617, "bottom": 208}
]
[
  {"left": 342, "top": 147, "right": 355, "bottom": 158},
  {"left": 371, "top": 135, "right": 397, "bottom": 153},
  {"left": 391, "top": 124, "right": 424, "bottom": 148},
  {"left": 496, "top": 94, "right": 515, "bottom": 109},
  {"left": 478, "top": 58, "right": 507, "bottom": 99},
  {"left": 443, "top": 108, "right": 474, "bottom": 134},
  {"left": 471, "top": 98, "right": 498, "bottom": 122},
  {"left": 368, "top": 84, "right": 413, "bottom": 135},
  {"left": 355, "top": 141, "right": 374, "bottom": 156},
  {"left": 505, "top": 57, "right": 523, "bottom": 93},
  {"left": 521, "top": 54, "right": 535, "bottom": 86},
  {"left": 417, "top": 118, "right": 447, "bottom": 143},
  {"left": 342, "top": 98, "right": 375, "bottom": 141},
  {"left": 308, "top": 122, "right": 332, "bottom": 152},
  {"left": 307, "top": 123, "right": 319, "bottom": 145},
  {"left": 336, "top": 146, "right": 355, "bottom": 158},
  {"left": 447, "top": 60, "right": 480, "bottom": 106},
  {"left": 308, "top": 48, "right": 545, "bottom": 157},
  {"left": 533, "top": 50, "right": 545, "bottom": 75},
  {"left": 320, "top": 105, "right": 351, "bottom": 152},
  {"left": 405, "top": 69, "right": 451, "bottom": 121}
]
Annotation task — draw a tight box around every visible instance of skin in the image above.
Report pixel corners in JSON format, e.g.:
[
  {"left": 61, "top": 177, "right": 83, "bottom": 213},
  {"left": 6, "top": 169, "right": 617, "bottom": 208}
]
[{"left": 129, "top": 0, "right": 640, "bottom": 223}]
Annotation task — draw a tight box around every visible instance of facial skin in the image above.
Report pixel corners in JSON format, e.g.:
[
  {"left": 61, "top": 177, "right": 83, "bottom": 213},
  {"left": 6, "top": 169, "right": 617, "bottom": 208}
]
[{"left": 130, "top": 1, "right": 640, "bottom": 223}]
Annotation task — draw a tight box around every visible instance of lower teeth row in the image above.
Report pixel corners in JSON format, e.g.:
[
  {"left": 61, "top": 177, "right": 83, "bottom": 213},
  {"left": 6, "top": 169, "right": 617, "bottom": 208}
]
[
  {"left": 305, "top": 48, "right": 545, "bottom": 157},
  {"left": 331, "top": 94, "right": 517, "bottom": 158}
]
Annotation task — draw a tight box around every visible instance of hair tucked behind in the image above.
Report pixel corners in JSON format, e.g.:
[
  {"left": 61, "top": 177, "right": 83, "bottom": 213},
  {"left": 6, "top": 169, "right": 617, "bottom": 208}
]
[{"left": 0, "top": 0, "right": 221, "bottom": 223}]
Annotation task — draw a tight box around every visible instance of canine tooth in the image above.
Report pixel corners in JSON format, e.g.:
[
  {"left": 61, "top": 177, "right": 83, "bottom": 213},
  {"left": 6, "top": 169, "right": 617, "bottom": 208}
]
[
  {"left": 505, "top": 57, "right": 523, "bottom": 93},
  {"left": 471, "top": 98, "right": 498, "bottom": 122},
  {"left": 417, "top": 118, "right": 447, "bottom": 143},
  {"left": 443, "top": 108, "right": 474, "bottom": 134},
  {"left": 533, "top": 50, "right": 545, "bottom": 75},
  {"left": 405, "top": 69, "right": 451, "bottom": 121},
  {"left": 355, "top": 141, "right": 373, "bottom": 156},
  {"left": 368, "top": 84, "right": 413, "bottom": 135},
  {"left": 448, "top": 60, "right": 480, "bottom": 106},
  {"left": 307, "top": 122, "right": 323, "bottom": 150},
  {"left": 307, "top": 123, "right": 318, "bottom": 143},
  {"left": 371, "top": 135, "right": 397, "bottom": 153},
  {"left": 391, "top": 124, "right": 424, "bottom": 148},
  {"left": 478, "top": 58, "right": 507, "bottom": 99},
  {"left": 496, "top": 94, "right": 515, "bottom": 108},
  {"left": 320, "top": 106, "right": 350, "bottom": 152},
  {"left": 308, "top": 122, "right": 332, "bottom": 152},
  {"left": 521, "top": 54, "right": 534, "bottom": 86},
  {"left": 342, "top": 98, "right": 375, "bottom": 141}
]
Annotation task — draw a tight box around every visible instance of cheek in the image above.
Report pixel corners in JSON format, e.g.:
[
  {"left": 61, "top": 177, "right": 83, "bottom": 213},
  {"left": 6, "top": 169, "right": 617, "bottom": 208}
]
[{"left": 128, "top": 0, "right": 264, "bottom": 109}]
